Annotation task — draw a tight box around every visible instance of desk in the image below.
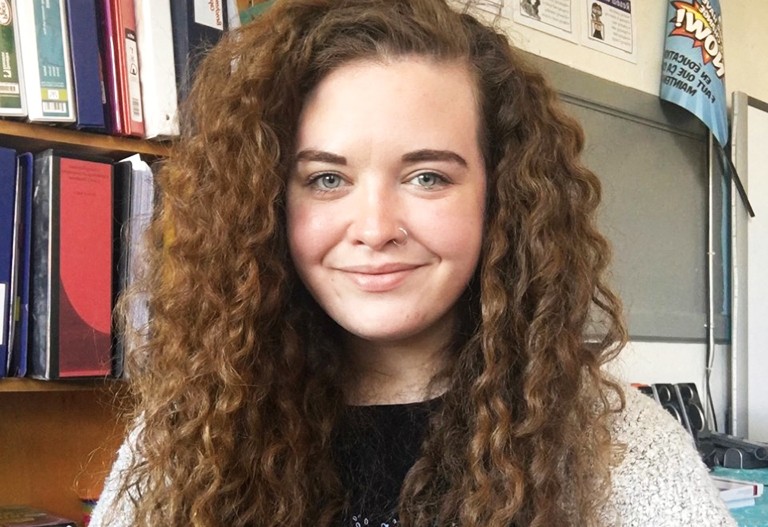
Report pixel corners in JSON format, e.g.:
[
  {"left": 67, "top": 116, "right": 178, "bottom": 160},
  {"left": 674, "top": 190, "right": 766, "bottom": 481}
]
[{"left": 713, "top": 467, "right": 768, "bottom": 527}]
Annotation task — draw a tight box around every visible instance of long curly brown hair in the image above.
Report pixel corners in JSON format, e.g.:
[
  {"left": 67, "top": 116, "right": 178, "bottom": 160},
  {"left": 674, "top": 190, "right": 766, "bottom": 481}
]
[{"left": 113, "top": 1, "right": 627, "bottom": 525}]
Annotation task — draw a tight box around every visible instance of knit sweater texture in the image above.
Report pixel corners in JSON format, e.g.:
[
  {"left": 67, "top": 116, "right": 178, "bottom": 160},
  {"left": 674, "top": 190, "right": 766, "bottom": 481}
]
[{"left": 89, "top": 386, "right": 736, "bottom": 526}]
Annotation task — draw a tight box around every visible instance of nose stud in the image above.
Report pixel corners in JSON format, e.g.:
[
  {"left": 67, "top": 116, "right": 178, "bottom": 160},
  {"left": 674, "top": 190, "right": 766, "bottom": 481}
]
[{"left": 392, "top": 227, "right": 409, "bottom": 247}]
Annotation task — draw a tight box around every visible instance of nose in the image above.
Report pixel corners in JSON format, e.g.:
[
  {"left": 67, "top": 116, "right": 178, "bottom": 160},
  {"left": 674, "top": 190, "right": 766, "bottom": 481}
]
[{"left": 347, "top": 180, "right": 403, "bottom": 250}]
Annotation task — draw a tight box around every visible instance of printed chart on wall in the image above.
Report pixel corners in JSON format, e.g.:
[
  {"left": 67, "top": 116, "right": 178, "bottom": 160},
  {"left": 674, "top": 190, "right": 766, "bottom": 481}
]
[
  {"left": 461, "top": 0, "right": 505, "bottom": 17},
  {"left": 580, "top": 0, "right": 637, "bottom": 62},
  {"left": 506, "top": 0, "right": 579, "bottom": 43}
]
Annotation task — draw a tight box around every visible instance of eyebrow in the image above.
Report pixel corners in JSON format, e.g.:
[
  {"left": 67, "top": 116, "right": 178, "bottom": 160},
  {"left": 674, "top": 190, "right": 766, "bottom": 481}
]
[
  {"left": 402, "top": 149, "right": 468, "bottom": 167},
  {"left": 295, "top": 148, "right": 468, "bottom": 167},
  {"left": 295, "top": 149, "right": 348, "bottom": 165}
]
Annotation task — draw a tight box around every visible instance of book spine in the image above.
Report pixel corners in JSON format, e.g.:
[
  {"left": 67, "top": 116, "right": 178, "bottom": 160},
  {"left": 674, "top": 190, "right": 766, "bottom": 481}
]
[
  {"left": 0, "top": 146, "right": 17, "bottom": 378},
  {"left": 6, "top": 154, "right": 22, "bottom": 374},
  {"left": 119, "top": 0, "right": 144, "bottom": 137},
  {"left": 10, "top": 152, "right": 33, "bottom": 377},
  {"left": 170, "top": 0, "right": 227, "bottom": 102},
  {"left": 16, "top": 0, "right": 76, "bottom": 123},
  {"left": 29, "top": 150, "right": 56, "bottom": 379},
  {"left": 65, "top": 0, "right": 106, "bottom": 130},
  {"left": 0, "top": 0, "right": 26, "bottom": 116},
  {"left": 99, "top": 0, "right": 123, "bottom": 134},
  {"left": 134, "top": 0, "right": 178, "bottom": 138},
  {"left": 104, "top": 0, "right": 144, "bottom": 137}
]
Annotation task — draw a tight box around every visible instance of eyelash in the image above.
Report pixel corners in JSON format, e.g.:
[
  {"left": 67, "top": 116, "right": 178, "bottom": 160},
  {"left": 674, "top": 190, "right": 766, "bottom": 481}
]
[
  {"left": 307, "top": 172, "right": 346, "bottom": 191},
  {"left": 304, "top": 170, "right": 451, "bottom": 192},
  {"left": 408, "top": 171, "right": 450, "bottom": 189}
]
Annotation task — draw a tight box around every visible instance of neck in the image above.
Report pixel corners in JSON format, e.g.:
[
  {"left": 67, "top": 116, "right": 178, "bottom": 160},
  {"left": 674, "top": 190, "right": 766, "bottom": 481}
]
[{"left": 343, "top": 313, "right": 456, "bottom": 406}]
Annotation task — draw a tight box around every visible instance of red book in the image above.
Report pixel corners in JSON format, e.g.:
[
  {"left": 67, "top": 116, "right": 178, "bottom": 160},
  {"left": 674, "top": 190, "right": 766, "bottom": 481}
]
[
  {"left": 100, "top": 0, "right": 145, "bottom": 137},
  {"left": 29, "top": 150, "right": 113, "bottom": 379}
]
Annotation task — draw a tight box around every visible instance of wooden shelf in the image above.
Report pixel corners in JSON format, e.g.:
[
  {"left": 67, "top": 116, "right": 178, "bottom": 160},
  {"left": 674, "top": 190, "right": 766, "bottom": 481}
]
[
  {"left": 0, "top": 377, "right": 124, "bottom": 393},
  {"left": 0, "top": 118, "right": 148, "bottom": 521},
  {"left": 0, "top": 119, "right": 171, "bottom": 159},
  {"left": 0, "top": 389, "right": 127, "bottom": 522}
]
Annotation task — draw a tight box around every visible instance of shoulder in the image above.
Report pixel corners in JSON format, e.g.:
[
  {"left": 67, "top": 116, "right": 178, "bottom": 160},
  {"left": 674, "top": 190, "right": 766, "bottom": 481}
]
[
  {"left": 88, "top": 422, "right": 143, "bottom": 527},
  {"left": 600, "top": 385, "right": 736, "bottom": 527}
]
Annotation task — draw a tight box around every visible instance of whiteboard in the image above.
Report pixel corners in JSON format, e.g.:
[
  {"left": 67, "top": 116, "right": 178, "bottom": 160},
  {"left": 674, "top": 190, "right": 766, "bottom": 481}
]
[{"left": 528, "top": 52, "right": 725, "bottom": 342}]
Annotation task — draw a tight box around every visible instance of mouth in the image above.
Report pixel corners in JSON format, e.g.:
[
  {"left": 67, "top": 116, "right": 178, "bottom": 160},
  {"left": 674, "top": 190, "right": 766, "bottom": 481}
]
[{"left": 339, "top": 264, "right": 421, "bottom": 292}]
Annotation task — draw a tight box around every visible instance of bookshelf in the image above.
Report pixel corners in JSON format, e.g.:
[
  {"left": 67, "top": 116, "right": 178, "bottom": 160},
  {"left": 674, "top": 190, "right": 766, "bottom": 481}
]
[
  {"left": 0, "top": 120, "right": 170, "bottom": 158},
  {"left": 0, "top": 123, "right": 165, "bottom": 523}
]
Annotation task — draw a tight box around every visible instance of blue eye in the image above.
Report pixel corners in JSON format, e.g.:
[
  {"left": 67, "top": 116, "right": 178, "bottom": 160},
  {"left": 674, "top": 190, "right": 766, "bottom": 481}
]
[
  {"left": 311, "top": 173, "right": 343, "bottom": 190},
  {"left": 411, "top": 172, "right": 445, "bottom": 188}
]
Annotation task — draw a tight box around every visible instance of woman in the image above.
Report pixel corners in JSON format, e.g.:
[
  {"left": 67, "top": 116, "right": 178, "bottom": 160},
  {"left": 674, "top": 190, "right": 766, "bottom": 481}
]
[{"left": 91, "top": 0, "right": 734, "bottom": 525}]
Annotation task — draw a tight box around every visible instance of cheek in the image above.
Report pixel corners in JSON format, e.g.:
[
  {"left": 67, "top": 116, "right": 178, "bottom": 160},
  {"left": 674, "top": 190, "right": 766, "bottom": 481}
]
[
  {"left": 286, "top": 201, "right": 334, "bottom": 271},
  {"left": 417, "top": 192, "right": 485, "bottom": 264},
  {"left": 286, "top": 201, "right": 314, "bottom": 271}
]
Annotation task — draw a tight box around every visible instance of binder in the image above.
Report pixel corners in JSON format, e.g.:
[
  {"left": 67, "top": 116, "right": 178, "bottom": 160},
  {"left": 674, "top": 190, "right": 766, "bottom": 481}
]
[
  {"left": 112, "top": 155, "right": 153, "bottom": 378},
  {"left": 9, "top": 152, "right": 33, "bottom": 377},
  {"left": 100, "top": 0, "right": 145, "bottom": 137},
  {"left": 170, "top": 0, "right": 227, "bottom": 102},
  {"left": 0, "top": 0, "right": 26, "bottom": 117},
  {"left": 0, "top": 146, "right": 17, "bottom": 377},
  {"left": 29, "top": 150, "right": 113, "bottom": 379},
  {"left": 16, "top": 0, "right": 76, "bottom": 123},
  {"left": 134, "top": 0, "right": 179, "bottom": 138},
  {"left": 65, "top": 0, "right": 107, "bottom": 131}
]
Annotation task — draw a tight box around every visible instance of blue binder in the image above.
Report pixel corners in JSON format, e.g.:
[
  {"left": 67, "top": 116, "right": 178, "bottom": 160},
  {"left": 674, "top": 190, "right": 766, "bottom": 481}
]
[
  {"left": 9, "top": 153, "right": 34, "bottom": 377},
  {"left": 66, "top": 0, "right": 107, "bottom": 130},
  {"left": 0, "top": 146, "right": 18, "bottom": 377}
]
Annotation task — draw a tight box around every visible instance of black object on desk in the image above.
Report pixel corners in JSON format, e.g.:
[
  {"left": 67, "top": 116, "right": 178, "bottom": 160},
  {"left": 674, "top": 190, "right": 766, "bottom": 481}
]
[{"left": 705, "top": 432, "right": 768, "bottom": 469}]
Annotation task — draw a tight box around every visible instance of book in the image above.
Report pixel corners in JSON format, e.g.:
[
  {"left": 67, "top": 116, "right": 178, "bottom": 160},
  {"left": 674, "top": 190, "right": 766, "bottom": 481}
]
[
  {"left": 15, "top": 0, "right": 76, "bottom": 123},
  {"left": 134, "top": 0, "right": 179, "bottom": 138},
  {"left": 5, "top": 153, "right": 23, "bottom": 375},
  {"left": 65, "top": 0, "right": 107, "bottom": 130},
  {"left": 0, "top": 145, "right": 17, "bottom": 377},
  {"left": 29, "top": 150, "right": 114, "bottom": 380},
  {"left": 711, "top": 474, "right": 764, "bottom": 509},
  {"left": 711, "top": 475, "right": 764, "bottom": 501},
  {"left": 230, "top": 0, "right": 274, "bottom": 27},
  {"left": 0, "top": 0, "right": 26, "bottom": 116},
  {"left": 113, "top": 154, "right": 153, "bottom": 377},
  {"left": 0, "top": 505, "right": 76, "bottom": 527},
  {"left": 100, "top": 0, "right": 144, "bottom": 137},
  {"left": 8, "top": 152, "right": 33, "bottom": 377},
  {"left": 170, "top": 0, "right": 227, "bottom": 102}
]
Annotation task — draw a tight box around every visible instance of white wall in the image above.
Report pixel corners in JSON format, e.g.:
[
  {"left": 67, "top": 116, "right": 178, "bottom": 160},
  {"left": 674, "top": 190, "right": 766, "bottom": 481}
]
[{"left": 493, "top": 2, "right": 768, "bottom": 433}]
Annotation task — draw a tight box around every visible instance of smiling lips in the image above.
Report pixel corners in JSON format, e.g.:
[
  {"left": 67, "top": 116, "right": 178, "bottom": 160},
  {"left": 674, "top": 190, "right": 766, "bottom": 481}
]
[{"left": 339, "top": 264, "right": 422, "bottom": 292}]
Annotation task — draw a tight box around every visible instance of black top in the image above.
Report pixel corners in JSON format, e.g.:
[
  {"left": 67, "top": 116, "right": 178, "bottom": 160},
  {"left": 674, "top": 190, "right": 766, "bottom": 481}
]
[{"left": 332, "top": 398, "right": 440, "bottom": 526}]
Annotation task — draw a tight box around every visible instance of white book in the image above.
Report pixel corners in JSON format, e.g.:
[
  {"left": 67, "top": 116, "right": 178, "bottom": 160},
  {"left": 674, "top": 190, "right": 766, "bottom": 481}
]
[
  {"left": 15, "top": 0, "right": 76, "bottom": 123},
  {"left": 134, "top": 0, "right": 179, "bottom": 138}
]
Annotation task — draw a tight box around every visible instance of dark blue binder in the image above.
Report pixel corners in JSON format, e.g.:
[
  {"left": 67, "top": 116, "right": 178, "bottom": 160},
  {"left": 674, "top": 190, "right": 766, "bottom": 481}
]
[
  {"left": 9, "top": 153, "right": 34, "bottom": 377},
  {"left": 170, "top": 0, "right": 228, "bottom": 102},
  {"left": 66, "top": 0, "right": 107, "bottom": 131},
  {"left": 0, "top": 146, "right": 18, "bottom": 378}
]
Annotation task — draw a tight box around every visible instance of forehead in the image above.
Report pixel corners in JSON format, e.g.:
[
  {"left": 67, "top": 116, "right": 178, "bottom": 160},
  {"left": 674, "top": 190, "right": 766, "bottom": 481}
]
[{"left": 296, "top": 57, "right": 481, "bottom": 153}]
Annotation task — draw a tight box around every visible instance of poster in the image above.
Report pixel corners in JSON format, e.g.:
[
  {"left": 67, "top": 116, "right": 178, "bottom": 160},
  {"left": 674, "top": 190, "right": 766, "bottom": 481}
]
[
  {"left": 580, "top": 0, "right": 636, "bottom": 62},
  {"left": 505, "top": 0, "right": 579, "bottom": 43}
]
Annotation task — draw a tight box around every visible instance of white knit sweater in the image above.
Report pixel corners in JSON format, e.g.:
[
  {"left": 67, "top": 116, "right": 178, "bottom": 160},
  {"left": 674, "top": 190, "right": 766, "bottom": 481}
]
[{"left": 89, "top": 387, "right": 736, "bottom": 526}]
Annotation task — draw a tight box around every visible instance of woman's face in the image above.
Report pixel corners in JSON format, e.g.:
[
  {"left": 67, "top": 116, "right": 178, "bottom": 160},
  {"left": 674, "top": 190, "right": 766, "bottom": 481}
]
[{"left": 286, "top": 58, "right": 486, "bottom": 348}]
